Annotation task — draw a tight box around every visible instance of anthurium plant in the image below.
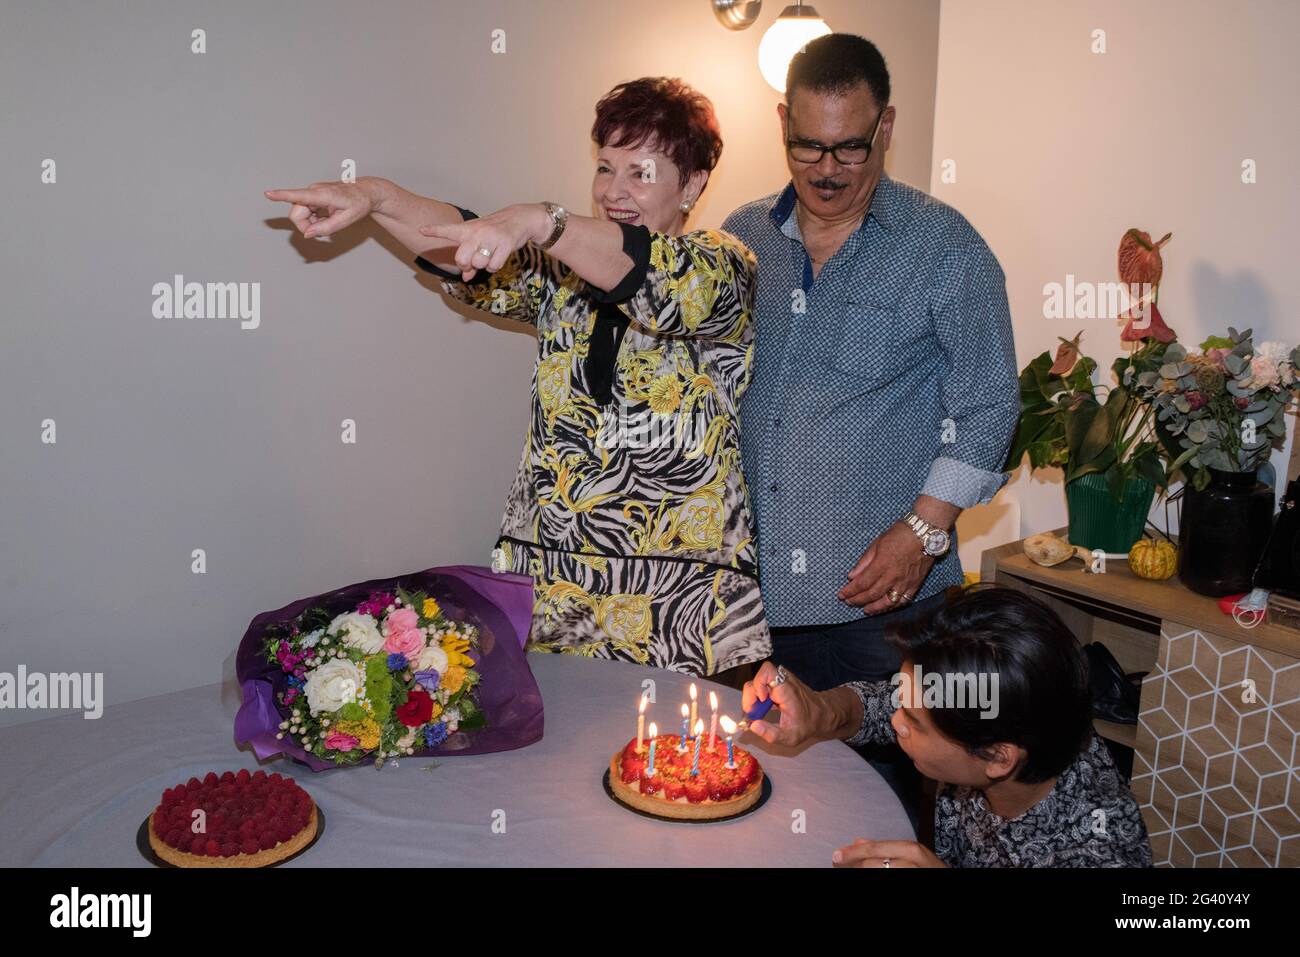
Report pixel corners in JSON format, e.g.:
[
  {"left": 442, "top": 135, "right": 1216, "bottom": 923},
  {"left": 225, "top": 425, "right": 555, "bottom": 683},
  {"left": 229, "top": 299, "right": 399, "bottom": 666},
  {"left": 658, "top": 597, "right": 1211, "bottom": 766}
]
[
  {"left": 1003, "top": 228, "right": 1178, "bottom": 502},
  {"left": 1004, "top": 332, "right": 1171, "bottom": 500}
]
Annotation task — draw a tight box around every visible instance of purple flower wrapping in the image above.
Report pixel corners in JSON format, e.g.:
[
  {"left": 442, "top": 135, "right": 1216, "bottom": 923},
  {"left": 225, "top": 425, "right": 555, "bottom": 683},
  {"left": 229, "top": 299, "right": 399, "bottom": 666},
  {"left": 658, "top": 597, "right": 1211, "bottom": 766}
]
[{"left": 235, "top": 565, "right": 544, "bottom": 770}]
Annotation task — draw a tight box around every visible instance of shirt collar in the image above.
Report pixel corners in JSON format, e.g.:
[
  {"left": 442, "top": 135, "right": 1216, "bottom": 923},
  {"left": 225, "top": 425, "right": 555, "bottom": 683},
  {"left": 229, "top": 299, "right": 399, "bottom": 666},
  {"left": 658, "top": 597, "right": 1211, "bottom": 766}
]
[{"left": 768, "top": 173, "right": 898, "bottom": 237}]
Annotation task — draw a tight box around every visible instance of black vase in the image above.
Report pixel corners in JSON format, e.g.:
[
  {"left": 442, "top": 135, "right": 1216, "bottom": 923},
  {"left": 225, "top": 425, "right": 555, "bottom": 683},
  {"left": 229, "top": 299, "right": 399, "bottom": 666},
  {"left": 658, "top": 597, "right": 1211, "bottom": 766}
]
[{"left": 1179, "top": 468, "right": 1275, "bottom": 597}]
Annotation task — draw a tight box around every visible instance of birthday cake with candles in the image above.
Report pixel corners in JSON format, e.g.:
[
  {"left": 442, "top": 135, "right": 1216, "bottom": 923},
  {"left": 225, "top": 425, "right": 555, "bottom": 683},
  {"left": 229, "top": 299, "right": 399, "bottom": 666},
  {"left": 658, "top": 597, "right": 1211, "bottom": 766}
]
[{"left": 609, "top": 722, "right": 763, "bottom": 821}]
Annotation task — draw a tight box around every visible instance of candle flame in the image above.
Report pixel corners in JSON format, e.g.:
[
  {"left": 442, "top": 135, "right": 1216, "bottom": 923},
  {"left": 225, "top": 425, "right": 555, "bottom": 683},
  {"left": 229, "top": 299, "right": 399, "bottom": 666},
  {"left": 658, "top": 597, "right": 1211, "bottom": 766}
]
[
  {"left": 689, "top": 683, "right": 697, "bottom": 701},
  {"left": 638, "top": 693, "right": 648, "bottom": 714},
  {"left": 681, "top": 703, "right": 689, "bottom": 717},
  {"left": 694, "top": 718, "right": 705, "bottom": 735},
  {"left": 648, "top": 721, "right": 657, "bottom": 737},
  {"left": 719, "top": 715, "right": 737, "bottom": 734},
  {"left": 709, "top": 690, "right": 718, "bottom": 709}
]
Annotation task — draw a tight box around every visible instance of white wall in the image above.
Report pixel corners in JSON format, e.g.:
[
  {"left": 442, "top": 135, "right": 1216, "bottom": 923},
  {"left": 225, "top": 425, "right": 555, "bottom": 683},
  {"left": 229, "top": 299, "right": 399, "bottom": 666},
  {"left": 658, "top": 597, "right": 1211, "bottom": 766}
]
[
  {"left": 935, "top": 0, "right": 1299, "bottom": 553},
  {"left": 0, "top": 0, "right": 940, "bottom": 724}
]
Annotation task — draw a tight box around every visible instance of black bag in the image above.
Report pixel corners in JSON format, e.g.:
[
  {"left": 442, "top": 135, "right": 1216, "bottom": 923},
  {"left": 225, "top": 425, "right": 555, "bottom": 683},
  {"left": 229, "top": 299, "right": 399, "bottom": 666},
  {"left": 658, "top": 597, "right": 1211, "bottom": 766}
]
[
  {"left": 1084, "top": 642, "right": 1146, "bottom": 726},
  {"left": 1254, "top": 473, "right": 1300, "bottom": 600}
]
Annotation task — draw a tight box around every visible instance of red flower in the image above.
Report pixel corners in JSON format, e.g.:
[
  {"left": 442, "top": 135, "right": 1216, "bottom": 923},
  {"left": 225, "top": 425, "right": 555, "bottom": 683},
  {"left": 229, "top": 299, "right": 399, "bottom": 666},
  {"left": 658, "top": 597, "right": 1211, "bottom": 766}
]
[
  {"left": 1118, "top": 228, "right": 1171, "bottom": 288},
  {"left": 1049, "top": 330, "right": 1084, "bottom": 376},
  {"left": 1186, "top": 391, "right": 1207, "bottom": 411},
  {"left": 396, "top": 688, "right": 434, "bottom": 728},
  {"left": 1120, "top": 302, "right": 1176, "bottom": 343}
]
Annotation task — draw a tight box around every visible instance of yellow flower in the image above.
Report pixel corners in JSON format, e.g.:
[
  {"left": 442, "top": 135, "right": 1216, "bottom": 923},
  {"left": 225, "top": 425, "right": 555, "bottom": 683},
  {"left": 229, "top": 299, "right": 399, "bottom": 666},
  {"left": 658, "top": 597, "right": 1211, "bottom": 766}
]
[
  {"left": 428, "top": 701, "right": 443, "bottom": 721},
  {"left": 441, "top": 666, "right": 467, "bottom": 695},
  {"left": 333, "top": 718, "right": 381, "bottom": 751},
  {"left": 647, "top": 374, "right": 682, "bottom": 414},
  {"left": 422, "top": 597, "right": 441, "bottom": 619},
  {"left": 441, "top": 633, "right": 475, "bottom": 669}
]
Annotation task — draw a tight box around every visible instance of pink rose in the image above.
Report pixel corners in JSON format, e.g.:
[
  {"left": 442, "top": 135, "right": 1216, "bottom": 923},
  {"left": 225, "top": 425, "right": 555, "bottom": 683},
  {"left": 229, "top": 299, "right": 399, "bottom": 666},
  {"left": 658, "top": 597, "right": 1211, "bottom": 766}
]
[
  {"left": 325, "top": 731, "right": 359, "bottom": 752},
  {"left": 384, "top": 627, "right": 425, "bottom": 658},
  {"left": 384, "top": 607, "right": 419, "bottom": 634}
]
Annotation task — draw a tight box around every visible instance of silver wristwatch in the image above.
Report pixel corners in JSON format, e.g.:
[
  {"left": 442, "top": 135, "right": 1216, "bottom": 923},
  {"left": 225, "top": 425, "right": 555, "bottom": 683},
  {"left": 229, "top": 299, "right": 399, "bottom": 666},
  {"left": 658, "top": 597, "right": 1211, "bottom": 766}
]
[
  {"left": 903, "top": 512, "right": 951, "bottom": 557},
  {"left": 538, "top": 201, "right": 568, "bottom": 249}
]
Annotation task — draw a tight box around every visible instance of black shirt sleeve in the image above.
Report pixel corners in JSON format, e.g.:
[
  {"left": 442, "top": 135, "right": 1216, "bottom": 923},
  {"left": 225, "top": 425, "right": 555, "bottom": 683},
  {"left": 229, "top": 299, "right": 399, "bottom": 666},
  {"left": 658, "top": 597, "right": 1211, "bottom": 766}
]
[
  {"left": 413, "top": 206, "right": 492, "bottom": 285},
  {"left": 586, "top": 222, "right": 653, "bottom": 305}
]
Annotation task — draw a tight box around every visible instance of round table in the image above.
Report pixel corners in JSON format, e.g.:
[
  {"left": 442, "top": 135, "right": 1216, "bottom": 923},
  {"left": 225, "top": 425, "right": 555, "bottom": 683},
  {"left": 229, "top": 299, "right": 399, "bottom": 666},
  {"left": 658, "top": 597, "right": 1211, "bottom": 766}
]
[{"left": 0, "top": 653, "right": 914, "bottom": 867}]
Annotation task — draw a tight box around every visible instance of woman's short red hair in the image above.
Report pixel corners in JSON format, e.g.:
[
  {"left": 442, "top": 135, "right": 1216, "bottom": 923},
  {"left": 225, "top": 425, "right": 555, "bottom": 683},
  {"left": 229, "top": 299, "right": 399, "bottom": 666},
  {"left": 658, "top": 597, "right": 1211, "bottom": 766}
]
[{"left": 591, "top": 77, "right": 723, "bottom": 193}]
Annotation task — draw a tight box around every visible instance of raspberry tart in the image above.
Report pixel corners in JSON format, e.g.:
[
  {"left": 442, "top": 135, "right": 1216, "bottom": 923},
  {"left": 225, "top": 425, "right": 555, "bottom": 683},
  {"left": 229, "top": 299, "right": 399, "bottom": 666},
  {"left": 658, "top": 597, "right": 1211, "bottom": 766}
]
[
  {"left": 147, "top": 770, "right": 317, "bottom": 867},
  {"left": 609, "top": 733, "right": 763, "bottom": 821}
]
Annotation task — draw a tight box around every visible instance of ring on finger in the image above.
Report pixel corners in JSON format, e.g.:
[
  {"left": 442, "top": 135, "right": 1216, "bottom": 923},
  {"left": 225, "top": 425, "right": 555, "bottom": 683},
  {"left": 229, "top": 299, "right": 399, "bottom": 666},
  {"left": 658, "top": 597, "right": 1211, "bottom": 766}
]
[{"left": 477, "top": 246, "right": 493, "bottom": 259}]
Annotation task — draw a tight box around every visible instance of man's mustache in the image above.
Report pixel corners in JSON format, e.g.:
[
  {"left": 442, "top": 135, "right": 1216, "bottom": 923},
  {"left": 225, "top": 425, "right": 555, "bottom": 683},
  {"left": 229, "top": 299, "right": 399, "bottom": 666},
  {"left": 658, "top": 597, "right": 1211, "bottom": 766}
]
[{"left": 810, "top": 179, "right": 845, "bottom": 190}]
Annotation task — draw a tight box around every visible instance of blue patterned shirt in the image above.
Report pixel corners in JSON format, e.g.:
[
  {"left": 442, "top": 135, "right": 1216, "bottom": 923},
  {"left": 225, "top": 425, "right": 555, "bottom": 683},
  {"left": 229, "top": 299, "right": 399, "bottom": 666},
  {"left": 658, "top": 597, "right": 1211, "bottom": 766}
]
[{"left": 721, "top": 175, "right": 1018, "bottom": 627}]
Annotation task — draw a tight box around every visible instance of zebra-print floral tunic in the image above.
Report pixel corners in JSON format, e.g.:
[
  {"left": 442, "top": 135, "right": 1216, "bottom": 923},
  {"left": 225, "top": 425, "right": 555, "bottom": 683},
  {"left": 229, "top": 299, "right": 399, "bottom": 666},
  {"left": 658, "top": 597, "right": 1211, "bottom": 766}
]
[{"left": 415, "top": 210, "right": 772, "bottom": 676}]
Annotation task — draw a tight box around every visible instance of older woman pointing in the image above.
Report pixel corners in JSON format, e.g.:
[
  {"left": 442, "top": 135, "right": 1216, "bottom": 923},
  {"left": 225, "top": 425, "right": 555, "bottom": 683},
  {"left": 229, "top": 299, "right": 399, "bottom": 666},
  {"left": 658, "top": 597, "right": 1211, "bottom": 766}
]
[{"left": 266, "top": 77, "right": 771, "bottom": 680}]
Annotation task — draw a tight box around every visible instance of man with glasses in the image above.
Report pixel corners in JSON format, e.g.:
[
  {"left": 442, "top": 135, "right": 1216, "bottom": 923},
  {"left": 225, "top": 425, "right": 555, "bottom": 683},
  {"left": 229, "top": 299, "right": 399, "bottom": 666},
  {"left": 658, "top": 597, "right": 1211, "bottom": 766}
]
[{"left": 721, "top": 34, "right": 1018, "bottom": 823}]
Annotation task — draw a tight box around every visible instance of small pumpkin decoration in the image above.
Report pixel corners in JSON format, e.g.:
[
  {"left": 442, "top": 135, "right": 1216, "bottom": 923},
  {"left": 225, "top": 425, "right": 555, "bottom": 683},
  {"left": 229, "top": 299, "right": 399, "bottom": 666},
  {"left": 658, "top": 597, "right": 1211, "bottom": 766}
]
[{"left": 1128, "top": 538, "right": 1177, "bottom": 580}]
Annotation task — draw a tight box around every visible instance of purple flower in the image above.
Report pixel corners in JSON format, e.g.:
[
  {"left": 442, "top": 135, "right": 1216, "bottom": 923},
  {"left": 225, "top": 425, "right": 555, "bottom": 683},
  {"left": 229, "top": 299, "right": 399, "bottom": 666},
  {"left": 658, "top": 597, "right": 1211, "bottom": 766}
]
[
  {"left": 424, "top": 722, "right": 449, "bottom": 749},
  {"left": 387, "top": 652, "right": 409, "bottom": 672},
  {"left": 413, "top": 669, "right": 441, "bottom": 692}
]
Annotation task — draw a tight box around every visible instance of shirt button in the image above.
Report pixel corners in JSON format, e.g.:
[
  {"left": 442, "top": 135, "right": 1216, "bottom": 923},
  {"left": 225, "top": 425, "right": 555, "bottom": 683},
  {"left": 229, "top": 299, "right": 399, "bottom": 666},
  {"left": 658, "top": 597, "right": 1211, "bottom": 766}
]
[
  {"left": 773, "top": 418, "right": 782, "bottom": 427},
  {"left": 769, "top": 483, "right": 778, "bottom": 493}
]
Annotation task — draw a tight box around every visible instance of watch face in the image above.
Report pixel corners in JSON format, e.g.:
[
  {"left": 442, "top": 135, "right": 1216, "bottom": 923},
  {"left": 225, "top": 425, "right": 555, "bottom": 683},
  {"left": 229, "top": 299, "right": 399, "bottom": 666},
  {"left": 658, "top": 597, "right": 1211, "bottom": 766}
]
[{"left": 923, "top": 529, "right": 949, "bottom": 555}]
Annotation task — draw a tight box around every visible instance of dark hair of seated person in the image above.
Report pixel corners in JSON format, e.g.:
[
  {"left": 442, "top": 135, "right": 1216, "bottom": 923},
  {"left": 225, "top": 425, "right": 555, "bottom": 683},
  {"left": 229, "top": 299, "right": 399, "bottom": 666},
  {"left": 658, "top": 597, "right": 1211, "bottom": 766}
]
[{"left": 889, "top": 585, "right": 1092, "bottom": 784}]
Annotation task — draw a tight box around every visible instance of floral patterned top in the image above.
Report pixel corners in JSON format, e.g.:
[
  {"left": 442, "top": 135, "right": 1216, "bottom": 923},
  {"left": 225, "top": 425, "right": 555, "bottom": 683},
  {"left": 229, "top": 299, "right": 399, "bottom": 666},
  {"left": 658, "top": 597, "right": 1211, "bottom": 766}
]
[
  {"left": 415, "top": 208, "right": 772, "bottom": 676},
  {"left": 845, "top": 679, "right": 1152, "bottom": 867}
]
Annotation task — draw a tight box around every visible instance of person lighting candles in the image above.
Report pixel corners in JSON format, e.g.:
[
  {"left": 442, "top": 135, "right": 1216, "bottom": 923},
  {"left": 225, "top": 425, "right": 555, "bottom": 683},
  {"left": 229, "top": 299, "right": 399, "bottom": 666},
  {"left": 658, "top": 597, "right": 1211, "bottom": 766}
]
[{"left": 740, "top": 586, "right": 1152, "bottom": 868}]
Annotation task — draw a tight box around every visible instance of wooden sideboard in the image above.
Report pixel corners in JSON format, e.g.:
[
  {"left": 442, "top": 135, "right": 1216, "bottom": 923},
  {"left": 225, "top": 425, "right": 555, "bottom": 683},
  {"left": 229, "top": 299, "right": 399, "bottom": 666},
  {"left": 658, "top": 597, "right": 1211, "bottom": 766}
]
[{"left": 982, "top": 531, "right": 1300, "bottom": 868}]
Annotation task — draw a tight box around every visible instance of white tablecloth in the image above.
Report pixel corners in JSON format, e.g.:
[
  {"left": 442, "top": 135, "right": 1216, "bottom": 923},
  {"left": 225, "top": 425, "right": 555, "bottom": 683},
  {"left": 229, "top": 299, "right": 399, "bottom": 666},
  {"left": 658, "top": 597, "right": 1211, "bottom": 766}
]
[{"left": 0, "top": 653, "right": 913, "bottom": 866}]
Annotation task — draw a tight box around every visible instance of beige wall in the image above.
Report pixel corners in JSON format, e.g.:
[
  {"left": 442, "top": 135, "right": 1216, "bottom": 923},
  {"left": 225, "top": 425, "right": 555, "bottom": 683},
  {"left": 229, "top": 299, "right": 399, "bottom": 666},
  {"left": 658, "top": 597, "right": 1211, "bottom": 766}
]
[
  {"left": 934, "top": 0, "right": 1300, "bottom": 553},
  {"left": 0, "top": 0, "right": 939, "bottom": 722}
]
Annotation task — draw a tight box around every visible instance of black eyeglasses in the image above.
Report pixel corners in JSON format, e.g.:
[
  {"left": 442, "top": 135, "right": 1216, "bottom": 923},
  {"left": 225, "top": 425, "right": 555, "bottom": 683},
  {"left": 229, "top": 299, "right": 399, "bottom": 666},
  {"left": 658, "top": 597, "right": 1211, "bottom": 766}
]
[{"left": 786, "top": 108, "right": 886, "bottom": 166}]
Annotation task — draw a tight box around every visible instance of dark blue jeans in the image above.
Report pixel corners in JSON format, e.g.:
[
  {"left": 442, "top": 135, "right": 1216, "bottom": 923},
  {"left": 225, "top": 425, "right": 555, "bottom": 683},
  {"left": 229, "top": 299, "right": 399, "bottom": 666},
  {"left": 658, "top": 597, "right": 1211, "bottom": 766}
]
[{"left": 768, "top": 591, "right": 947, "bottom": 832}]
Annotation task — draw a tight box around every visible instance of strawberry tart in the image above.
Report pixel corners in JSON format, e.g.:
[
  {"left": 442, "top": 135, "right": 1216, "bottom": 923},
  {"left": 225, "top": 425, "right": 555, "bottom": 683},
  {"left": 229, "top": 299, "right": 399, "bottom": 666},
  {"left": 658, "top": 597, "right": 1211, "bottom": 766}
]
[
  {"left": 147, "top": 770, "right": 317, "bottom": 867},
  {"left": 609, "top": 733, "right": 763, "bottom": 821}
]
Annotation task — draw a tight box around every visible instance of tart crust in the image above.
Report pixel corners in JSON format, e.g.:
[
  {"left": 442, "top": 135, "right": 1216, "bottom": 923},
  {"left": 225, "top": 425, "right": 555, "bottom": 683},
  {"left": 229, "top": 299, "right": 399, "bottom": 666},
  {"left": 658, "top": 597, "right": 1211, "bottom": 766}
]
[{"left": 148, "top": 806, "right": 317, "bottom": 868}]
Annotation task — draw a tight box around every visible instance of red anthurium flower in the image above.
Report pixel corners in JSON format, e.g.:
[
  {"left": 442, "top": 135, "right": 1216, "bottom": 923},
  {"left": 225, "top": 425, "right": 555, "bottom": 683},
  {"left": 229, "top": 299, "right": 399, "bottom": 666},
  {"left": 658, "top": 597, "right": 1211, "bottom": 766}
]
[
  {"left": 1120, "top": 302, "right": 1176, "bottom": 343},
  {"left": 1118, "top": 228, "right": 1172, "bottom": 288},
  {"left": 1050, "top": 330, "right": 1084, "bottom": 376}
]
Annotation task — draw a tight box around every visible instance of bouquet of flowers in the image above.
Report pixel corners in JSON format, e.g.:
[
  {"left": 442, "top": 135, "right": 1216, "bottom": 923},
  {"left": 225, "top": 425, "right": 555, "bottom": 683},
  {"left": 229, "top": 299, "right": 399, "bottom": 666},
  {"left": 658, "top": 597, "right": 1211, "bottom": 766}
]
[
  {"left": 263, "top": 586, "right": 485, "bottom": 767},
  {"left": 1132, "top": 328, "right": 1300, "bottom": 491}
]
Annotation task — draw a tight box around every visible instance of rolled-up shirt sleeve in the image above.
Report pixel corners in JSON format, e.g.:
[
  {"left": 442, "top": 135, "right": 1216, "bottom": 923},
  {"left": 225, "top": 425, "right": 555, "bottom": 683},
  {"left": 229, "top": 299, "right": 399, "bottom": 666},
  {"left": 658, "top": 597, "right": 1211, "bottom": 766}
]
[
  {"left": 921, "top": 239, "right": 1019, "bottom": 510},
  {"left": 842, "top": 679, "right": 898, "bottom": 747},
  {"left": 601, "top": 228, "right": 755, "bottom": 340}
]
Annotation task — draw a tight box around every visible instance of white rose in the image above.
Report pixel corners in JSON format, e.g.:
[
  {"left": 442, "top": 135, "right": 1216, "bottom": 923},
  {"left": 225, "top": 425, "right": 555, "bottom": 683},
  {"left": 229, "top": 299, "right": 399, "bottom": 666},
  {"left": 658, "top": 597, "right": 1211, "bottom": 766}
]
[
  {"left": 329, "top": 612, "right": 384, "bottom": 654},
  {"left": 415, "top": 641, "right": 449, "bottom": 675},
  {"left": 304, "top": 658, "right": 365, "bottom": 714},
  {"left": 1257, "top": 341, "right": 1295, "bottom": 386}
]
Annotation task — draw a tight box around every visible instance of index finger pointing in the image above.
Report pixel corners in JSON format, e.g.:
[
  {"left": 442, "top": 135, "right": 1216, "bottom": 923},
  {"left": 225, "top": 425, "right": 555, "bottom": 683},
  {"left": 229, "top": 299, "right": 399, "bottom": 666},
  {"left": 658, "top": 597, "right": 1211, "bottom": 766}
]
[{"left": 264, "top": 187, "right": 329, "bottom": 205}]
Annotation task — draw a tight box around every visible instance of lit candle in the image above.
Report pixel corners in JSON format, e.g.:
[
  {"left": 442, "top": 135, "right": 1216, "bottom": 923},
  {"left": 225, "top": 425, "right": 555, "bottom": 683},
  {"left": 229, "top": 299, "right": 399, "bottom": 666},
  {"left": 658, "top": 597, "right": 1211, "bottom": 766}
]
[
  {"left": 708, "top": 691, "right": 719, "bottom": 751},
  {"left": 678, "top": 704, "right": 690, "bottom": 751},
  {"left": 636, "top": 692, "right": 648, "bottom": 752},
  {"left": 646, "top": 722, "right": 658, "bottom": 776},
  {"left": 689, "top": 683, "right": 699, "bottom": 734},
  {"left": 719, "top": 715, "right": 737, "bottom": 768},
  {"left": 690, "top": 719, "right": 705, "bottom": 775}
]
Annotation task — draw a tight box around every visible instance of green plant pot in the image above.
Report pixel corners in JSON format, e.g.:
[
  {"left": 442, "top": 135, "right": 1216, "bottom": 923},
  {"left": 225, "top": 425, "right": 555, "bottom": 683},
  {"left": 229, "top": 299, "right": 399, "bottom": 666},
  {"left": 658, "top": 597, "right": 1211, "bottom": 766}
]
[{"left": 1065, "top": 473, "right": 1156, "bottom": 554}]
